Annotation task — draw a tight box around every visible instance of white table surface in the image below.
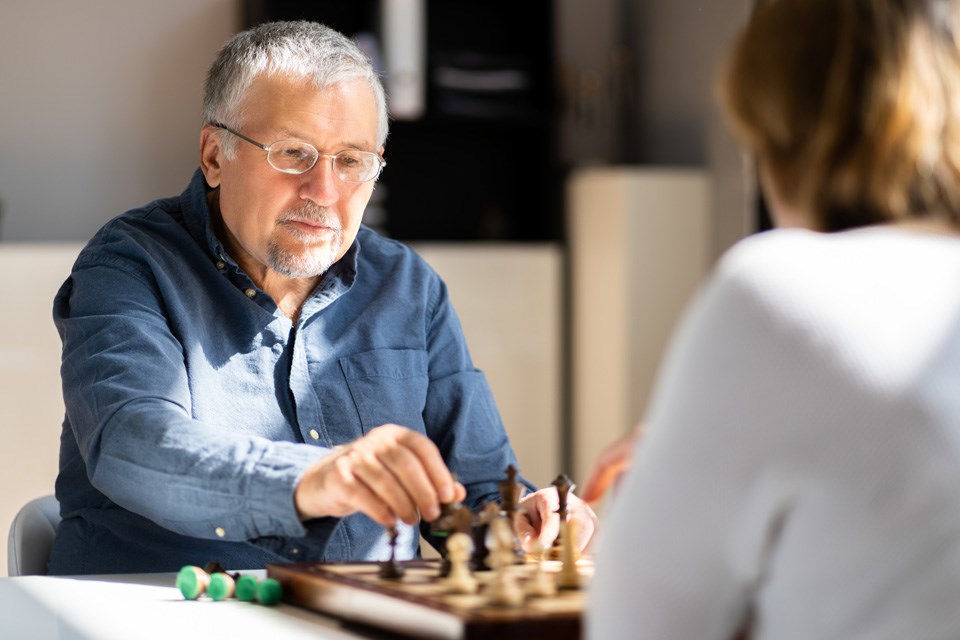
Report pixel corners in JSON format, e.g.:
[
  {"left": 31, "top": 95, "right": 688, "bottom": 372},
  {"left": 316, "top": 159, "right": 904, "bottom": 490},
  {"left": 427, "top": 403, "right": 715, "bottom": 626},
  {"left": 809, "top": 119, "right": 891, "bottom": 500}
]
[{"left": 0, "top": 570, "right": 393, "bottom": 640}]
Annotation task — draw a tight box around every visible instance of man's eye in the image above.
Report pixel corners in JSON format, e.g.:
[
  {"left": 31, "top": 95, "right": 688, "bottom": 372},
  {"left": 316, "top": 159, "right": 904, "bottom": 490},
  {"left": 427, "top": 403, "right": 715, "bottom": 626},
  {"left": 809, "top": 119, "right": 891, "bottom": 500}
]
[
  {"left": 278, "top": 147, "right": 311, "bottom": 161},
  {"left": 337, "top": 153, "right": 363, "bottom": 168}
]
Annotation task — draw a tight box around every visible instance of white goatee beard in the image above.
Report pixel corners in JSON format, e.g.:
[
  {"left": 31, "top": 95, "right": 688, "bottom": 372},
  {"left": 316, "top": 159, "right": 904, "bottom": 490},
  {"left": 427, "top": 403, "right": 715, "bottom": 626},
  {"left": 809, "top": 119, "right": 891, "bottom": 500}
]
[{"left": 267, "top": 204, "right": 344, "bottom": 278}]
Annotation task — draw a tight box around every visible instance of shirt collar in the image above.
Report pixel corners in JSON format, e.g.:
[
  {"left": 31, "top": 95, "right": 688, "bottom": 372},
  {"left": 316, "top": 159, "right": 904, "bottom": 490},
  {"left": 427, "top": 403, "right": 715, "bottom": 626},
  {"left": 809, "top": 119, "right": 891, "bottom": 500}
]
[
  {"left": 180, "top": 167, "right": 362, "bottom": 303},
  {"left": 181, "top": 168, "right": 229, "bottom": 264}
]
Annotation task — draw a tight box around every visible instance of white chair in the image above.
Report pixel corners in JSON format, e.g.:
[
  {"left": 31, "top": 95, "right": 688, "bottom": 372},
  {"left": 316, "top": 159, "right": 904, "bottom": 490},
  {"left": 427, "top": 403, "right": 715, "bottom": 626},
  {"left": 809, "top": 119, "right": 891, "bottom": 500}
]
[{"left": 7, "top": 494, "right": 60, "bottom": 576}]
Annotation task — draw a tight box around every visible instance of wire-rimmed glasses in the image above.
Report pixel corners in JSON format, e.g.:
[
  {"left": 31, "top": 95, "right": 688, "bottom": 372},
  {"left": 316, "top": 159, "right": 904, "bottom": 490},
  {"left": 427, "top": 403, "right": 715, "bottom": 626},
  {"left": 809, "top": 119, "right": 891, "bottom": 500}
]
[{"left": 212, "top": 122, "right": 385, "bottom": 183}]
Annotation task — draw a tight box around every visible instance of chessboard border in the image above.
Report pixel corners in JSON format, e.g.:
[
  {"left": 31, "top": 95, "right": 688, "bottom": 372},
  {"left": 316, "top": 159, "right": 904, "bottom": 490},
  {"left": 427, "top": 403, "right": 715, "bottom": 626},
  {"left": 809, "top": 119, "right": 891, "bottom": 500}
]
[{"left": 266, "top": 560, "right": 583, "bottom": 640}]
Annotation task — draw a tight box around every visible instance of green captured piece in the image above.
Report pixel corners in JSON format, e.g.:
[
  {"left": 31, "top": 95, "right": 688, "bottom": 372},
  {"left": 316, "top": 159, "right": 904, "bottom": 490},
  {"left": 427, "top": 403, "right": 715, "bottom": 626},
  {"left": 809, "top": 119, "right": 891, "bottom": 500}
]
[
  {"left": 256, "top": 578, "right": 283, "bottom": 606},
  {"left": 175, "top": 566, "right": 209, "bottom": 600},
  {"left": 207, "top": 572, "right": 236, "bottom": 601},
  {"left": 235, "top": 574, "right": 259, "bottom": 602}
]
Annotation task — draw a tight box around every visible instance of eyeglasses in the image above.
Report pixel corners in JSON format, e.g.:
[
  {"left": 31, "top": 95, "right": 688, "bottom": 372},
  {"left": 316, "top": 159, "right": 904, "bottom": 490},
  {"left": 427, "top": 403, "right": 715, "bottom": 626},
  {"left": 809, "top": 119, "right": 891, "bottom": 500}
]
[{"left": 211, "top": 122, "right": 385, "bottom": 183}]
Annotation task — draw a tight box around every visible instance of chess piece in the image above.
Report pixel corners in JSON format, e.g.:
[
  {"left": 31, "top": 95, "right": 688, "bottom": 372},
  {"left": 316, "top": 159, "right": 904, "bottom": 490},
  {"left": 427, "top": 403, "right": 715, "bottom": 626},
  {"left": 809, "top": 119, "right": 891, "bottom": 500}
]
[
  {"left": 429, "top": 475, "right": 472, "bottom": 538},
  {"left": 176, "top": 563, "right": 267, "bottom": 602},
  {"left": 547, "top": 474, "right": 573, "bottom": 561},
  {"left": 430, "top": 499, "right": 474, "bottom": 577},
  {"left": 235, "top": 574, "right": 260, "bottom": 602},
  {"left": 485, "top": 514, "right": 525, "bottom": 607},
  {"left": 498, "top": 464, "right": 525, "bottom": 563},
  {"left": 472, "top": 501, "right": 502, "bottom": 571},
  {"left": 499, "top": 465, "right": 522, "bottom": 521},
  {"left": 444, "top": 532, "right": 479, "bottom": 594},
  {"left": 525, "top": 541, "right": 558, "bottom": 598},
  {"left": 176, "top": 565, "right": 212, "bottom": 600},
  {"left": 556, "top": 519, "right": 582, "bottom": 590},
  {"left": 207, "top": 571, "right": 237, "bottom": 601},
  {"left": 379, "top": 525, "right": 406, "bottom": 580},
  {"left": 256, "top": 578, "right": 284, "bottom": 605},
  {"left": 525, "top": 539, "right": 557, "bottom": 598},
  {"left": 431, "top": 499, "right": 473, "bottom": 537}
]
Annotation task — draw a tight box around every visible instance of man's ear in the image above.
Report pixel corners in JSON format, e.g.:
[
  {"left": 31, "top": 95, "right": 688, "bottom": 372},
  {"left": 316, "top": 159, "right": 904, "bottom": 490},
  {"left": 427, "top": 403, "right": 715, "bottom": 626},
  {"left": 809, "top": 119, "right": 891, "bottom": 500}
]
[{"left": 199, "top": 126, "right": 223, "bottom": 188}]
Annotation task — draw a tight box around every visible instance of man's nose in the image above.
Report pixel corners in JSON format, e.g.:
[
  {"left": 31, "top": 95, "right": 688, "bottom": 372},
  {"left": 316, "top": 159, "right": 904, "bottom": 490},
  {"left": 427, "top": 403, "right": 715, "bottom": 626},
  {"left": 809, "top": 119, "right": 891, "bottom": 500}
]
[{"left": 298, "top": 156, "right": 341, "bottom": 205}]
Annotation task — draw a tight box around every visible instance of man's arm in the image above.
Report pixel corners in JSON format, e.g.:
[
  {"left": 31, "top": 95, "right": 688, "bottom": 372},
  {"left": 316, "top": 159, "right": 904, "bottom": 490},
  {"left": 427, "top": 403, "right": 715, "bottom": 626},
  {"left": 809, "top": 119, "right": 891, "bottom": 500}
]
[{"left": 56, "top": 259, "right": 320, "bottom": 541}]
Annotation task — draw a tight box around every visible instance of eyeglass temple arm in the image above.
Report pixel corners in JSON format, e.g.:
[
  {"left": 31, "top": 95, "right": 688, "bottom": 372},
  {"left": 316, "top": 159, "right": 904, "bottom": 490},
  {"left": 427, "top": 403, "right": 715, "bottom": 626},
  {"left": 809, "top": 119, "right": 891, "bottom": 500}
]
[{"left": 210, "top": 122, "right": 270, "bottom": 151}]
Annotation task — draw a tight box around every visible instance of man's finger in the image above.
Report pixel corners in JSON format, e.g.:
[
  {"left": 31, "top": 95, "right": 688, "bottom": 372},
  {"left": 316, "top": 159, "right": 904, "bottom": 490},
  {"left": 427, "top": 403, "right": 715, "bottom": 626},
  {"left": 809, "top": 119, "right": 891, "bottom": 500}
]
[
  {"left": 377, "top": 441, "right": 442, "bottom": 521},
  {"left": 349, "top": 448, "right": 421, "bottom": 524},
  {"left": 383, "top": 425, "right": 458, "bottom": 504}
]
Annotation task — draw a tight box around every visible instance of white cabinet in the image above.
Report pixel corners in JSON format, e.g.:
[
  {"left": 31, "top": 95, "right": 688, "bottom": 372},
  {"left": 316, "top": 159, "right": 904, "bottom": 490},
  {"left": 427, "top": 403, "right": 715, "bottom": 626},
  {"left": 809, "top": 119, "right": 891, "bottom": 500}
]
[{"left": 567, "top": 168, "right": 711, "bottom": 484}]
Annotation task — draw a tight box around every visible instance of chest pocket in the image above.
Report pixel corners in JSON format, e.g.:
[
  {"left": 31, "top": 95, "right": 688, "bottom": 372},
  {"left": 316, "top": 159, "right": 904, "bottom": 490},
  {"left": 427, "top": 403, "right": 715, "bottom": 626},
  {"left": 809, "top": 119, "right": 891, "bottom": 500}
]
[{"left": 339, "top": 348, "right": 429, "bottom": 433}]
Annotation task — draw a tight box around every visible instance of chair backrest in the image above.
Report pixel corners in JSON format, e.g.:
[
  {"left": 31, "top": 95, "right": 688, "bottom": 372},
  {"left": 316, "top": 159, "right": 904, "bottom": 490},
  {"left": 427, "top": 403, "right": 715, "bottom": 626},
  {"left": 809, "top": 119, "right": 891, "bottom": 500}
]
[{"left": 7, "top": 494, "right": 60, "bottom": 576}]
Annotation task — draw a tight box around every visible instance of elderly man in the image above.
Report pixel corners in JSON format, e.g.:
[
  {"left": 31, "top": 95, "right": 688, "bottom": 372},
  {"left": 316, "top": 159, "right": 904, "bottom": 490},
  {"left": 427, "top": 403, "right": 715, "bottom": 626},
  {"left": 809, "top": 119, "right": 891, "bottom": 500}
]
[{"left": 48, "top": 21, "right": 594, "bottom": 574}]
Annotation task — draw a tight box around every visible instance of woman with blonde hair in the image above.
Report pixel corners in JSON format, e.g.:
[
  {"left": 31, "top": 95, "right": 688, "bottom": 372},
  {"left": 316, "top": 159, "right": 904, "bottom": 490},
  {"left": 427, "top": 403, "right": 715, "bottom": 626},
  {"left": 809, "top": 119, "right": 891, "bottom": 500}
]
[{"left": 587, "top": 0, "right": 960, "bottom": 638}]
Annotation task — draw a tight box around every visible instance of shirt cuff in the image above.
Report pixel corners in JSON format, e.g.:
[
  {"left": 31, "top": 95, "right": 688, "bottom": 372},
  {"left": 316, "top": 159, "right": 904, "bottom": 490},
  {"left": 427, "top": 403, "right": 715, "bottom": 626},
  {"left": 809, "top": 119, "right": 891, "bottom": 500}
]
[{"left": 247, "top": 442, "right": 333, "bottom": 538}]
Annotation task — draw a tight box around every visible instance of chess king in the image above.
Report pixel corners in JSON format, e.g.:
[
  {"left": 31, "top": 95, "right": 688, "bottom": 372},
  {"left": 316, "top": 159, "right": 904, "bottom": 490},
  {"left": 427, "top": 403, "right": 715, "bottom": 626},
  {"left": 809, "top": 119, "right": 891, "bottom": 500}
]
[{"left": 48, "top": 19, "right": 597, "bottom": 574}]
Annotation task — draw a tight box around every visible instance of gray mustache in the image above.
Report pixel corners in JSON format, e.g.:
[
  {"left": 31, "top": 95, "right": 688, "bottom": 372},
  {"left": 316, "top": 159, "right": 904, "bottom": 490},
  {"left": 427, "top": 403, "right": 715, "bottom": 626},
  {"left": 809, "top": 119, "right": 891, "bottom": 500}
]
[{"left": 278, "top": 205, "right": 342, "bottom": 231}]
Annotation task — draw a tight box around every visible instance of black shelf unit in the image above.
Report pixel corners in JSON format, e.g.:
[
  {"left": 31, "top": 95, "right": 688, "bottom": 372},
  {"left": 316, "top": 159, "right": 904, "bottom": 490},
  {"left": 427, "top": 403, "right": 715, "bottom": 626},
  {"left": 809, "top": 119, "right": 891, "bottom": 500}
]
[{"left": 242, "top": 0, "right": 562, "bottom": 242}]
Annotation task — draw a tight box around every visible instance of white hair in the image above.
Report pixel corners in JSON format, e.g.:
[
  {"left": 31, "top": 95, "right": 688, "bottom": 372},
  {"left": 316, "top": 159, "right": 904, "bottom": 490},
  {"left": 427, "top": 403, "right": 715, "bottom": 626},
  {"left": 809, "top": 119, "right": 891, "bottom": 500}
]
[{"left": 203, "top": 21, "right": 389, "bottom": 156}]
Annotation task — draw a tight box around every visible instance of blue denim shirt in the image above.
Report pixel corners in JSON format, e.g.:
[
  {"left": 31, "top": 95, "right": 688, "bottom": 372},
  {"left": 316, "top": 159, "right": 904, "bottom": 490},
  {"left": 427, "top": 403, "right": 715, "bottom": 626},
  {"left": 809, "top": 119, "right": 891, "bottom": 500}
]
[{"left": 49, "top": 169, "right": 529, "bottom": 574}]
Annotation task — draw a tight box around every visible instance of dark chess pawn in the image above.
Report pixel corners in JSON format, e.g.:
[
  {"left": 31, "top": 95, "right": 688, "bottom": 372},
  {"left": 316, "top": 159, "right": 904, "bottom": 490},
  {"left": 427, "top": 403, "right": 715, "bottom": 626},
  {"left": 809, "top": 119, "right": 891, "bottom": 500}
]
[{"left": 379, "top": 525, "right": 406, "bottom": 580}]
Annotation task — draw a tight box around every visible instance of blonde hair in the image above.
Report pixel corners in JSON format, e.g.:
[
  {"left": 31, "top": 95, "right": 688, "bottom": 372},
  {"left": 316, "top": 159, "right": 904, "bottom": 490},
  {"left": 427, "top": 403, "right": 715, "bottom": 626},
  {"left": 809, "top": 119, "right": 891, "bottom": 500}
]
[{"left": 719, "top": 0, "right": 960, "bottom": 231}]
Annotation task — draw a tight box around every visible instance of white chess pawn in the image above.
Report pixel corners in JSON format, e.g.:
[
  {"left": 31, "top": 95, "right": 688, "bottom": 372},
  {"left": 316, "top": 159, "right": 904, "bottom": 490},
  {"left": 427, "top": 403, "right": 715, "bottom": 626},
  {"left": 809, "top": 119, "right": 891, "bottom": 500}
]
[
  {"left": 485, "top": 516, "right": 525, "bottom": 607},
  {"left": 445, "top": 532, "right": 479, "bottom": 594},
  {"left": 557, "top": 519, "right": 582, "bottom": 590},
  {"left": 525, "top": 539, "right": 557, "bottom": 598}
]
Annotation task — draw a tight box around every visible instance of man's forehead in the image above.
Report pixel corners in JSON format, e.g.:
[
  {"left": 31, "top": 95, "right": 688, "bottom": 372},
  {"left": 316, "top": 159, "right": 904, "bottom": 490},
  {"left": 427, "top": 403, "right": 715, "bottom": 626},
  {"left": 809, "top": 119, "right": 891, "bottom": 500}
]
[
  {"left": 241, "top": 75, "right": 378, "bottom": 146},
  {"left": 241, "top": 75, "right": 372, "bottom": 117},
  {"left": 246, "top": 72, "right": 370, "bottom": 100}
]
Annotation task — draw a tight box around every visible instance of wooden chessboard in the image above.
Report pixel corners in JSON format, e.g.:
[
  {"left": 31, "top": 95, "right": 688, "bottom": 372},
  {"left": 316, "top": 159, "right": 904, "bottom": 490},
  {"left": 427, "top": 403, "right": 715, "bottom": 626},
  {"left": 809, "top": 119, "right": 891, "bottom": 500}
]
[{"left": 266, "top": 557, "right": 592, "bottom": 640}]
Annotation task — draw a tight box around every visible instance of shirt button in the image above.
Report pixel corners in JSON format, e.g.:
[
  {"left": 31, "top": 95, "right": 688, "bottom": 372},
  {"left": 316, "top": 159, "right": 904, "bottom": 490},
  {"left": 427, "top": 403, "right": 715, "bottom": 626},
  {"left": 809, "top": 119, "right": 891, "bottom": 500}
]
[
  {"left": 290, "top": 547, "right": 300, "bottom": 556},
  {"left": 215, "top": 527, "right": 226, "bottom": 538},
  {"left": 216, "top": 260, "right": 226, "bottom": 270},
  {"left": 308, "top": 429, "right": 320, "bottom": 441},
  {"left": 244, "top": 288, "right": 256, "bottom": 298}
]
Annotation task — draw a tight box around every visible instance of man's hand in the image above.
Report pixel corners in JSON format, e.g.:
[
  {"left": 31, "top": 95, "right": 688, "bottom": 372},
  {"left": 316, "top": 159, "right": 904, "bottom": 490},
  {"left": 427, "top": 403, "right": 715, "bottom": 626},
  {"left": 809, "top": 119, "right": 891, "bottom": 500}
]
[
  {"left": 294, "top": 424, "right": 466, "bottom": 526},
  {"left": 514, "top": 486, "right": 598, "bottom": 553}
]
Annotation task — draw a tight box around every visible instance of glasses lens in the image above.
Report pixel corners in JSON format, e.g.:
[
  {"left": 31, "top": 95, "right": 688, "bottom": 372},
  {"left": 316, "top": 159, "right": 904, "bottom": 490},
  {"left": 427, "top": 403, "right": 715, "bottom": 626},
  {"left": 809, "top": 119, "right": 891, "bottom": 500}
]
[
  {"left": 334, "top": 150, "right": 381, "bottom": 183},
  {"left": 267, "top": 142, "right": 318, "bottom": 174}
]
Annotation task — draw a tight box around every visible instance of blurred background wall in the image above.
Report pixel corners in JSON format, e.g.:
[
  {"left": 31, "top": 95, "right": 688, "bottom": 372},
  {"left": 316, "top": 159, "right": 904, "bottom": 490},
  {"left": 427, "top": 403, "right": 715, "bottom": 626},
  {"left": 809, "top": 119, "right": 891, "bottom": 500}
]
[{"left": 0, "top": 0, "right": 239, "bottom": 242}]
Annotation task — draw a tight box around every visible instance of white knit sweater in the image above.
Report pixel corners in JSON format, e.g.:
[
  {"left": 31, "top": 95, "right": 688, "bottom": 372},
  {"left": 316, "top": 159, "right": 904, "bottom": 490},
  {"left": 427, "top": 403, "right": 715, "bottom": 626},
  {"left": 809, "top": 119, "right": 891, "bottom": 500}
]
[{"left": 588, "top": 226, "right": 960, "bottom": 640}]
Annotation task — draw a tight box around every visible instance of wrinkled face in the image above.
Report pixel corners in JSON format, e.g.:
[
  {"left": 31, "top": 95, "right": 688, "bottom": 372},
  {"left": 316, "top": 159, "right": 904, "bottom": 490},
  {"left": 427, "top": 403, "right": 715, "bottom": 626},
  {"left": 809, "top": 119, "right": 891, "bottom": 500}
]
[{"left": 200, "top": 74, "right": 382, "bottom": 279}]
